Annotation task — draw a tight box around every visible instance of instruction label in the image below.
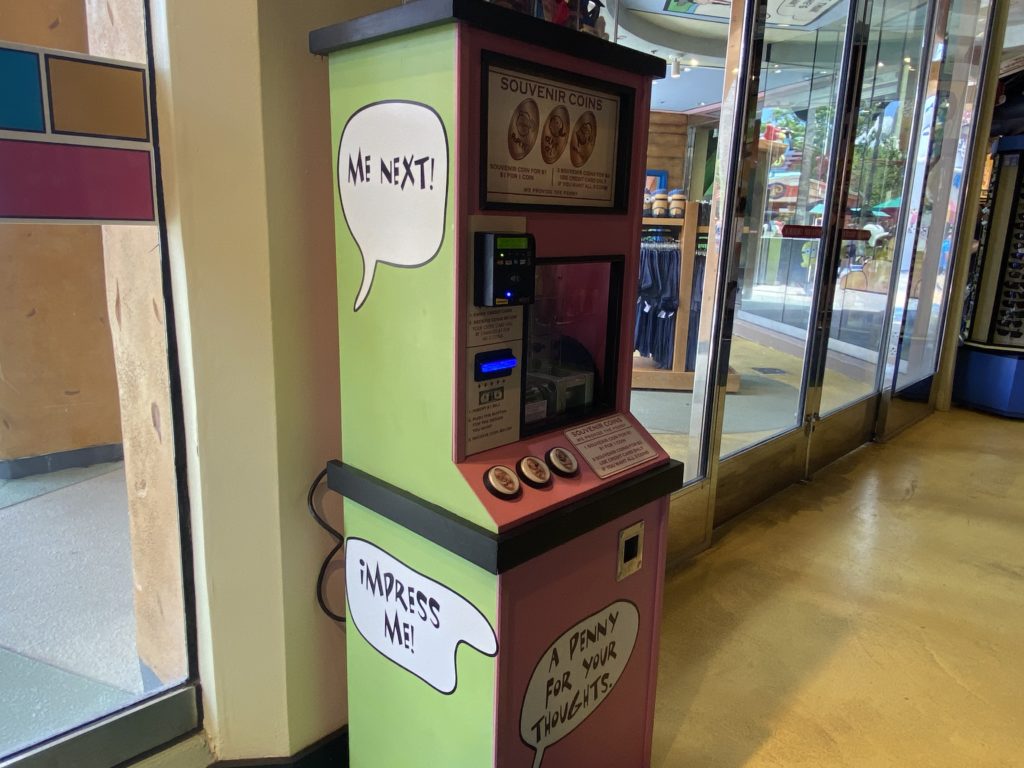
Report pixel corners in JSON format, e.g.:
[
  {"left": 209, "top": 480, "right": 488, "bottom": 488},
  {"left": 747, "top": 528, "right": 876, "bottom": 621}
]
[
  {"left": 465, "top": 339, "right": 522, "bottom": 456},
  {"left": 565, "top": 415, "right": 657, "bottom": 479},
  {"left": 467, "top": 304, "right": 522, "bottom": 347}
]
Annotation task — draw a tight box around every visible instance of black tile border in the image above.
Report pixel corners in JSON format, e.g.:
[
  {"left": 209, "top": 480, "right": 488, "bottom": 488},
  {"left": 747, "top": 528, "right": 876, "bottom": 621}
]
[
  {"left": 210, "top": 728, "right": 347, "bottom": 768},
  {"left": 327, "top": 458, "right": 684, "bottom": 573},
  {"left": 0, "top": 442, "right": 124, "bottom": 480}
]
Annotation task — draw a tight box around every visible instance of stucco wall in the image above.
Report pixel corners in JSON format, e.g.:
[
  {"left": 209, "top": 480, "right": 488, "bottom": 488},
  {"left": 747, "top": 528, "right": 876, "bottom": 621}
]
[{"left": 150, "top": 0, "right": 396, "bottom": 759}]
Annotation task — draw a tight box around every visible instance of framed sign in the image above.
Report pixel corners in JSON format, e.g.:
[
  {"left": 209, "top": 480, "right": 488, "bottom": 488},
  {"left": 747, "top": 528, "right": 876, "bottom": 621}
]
[{"left": 481, "top": 54, "right": 633, "bottom": 211}]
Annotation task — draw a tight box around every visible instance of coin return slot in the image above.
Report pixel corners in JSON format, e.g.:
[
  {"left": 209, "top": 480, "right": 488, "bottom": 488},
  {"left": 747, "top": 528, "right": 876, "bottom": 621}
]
[
  {"left": 623, "top": 535, "right": 639, "bottom": 563},
  {"left": 617, "top": 521, "right": 644, "bottom": 581}
]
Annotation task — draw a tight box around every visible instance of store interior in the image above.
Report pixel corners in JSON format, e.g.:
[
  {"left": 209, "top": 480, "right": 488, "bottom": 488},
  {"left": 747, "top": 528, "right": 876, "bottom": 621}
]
[{"left": 615, "top": 0, "right": 989, "bottom": 480}]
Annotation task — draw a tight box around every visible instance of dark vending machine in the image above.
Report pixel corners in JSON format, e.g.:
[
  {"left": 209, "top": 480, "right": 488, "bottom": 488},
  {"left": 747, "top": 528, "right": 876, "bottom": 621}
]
[
  {"left": 310, "top": 2, "right": 683, "bottom": 766},
  {"left": 956, "top": 136, "right": 1024, "bottom": 417}
]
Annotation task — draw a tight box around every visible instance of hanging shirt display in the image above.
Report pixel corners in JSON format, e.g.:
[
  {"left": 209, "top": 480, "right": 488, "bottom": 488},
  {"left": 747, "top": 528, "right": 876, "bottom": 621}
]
[{"left": 634, "top": 238, "right": 681, "bottom": 369}]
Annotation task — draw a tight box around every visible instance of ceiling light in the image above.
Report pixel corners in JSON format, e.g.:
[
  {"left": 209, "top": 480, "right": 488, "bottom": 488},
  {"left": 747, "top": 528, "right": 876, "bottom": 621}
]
[
  {"left": 690, "top": 57, "right": 699, "bottom": 66},
  {"left": 684, "top": 67, "right": 692, "bottom": 72},
  {"left": 877, "top": 61, "right": 885, "bottom": 67},
  {"left": 904, "top": 56, "right": 912, "bottom": 63}
]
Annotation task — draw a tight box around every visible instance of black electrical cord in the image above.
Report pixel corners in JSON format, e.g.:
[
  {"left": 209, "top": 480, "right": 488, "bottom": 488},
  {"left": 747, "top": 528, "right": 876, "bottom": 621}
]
[{"left": 307, "top": 468, "right": 345, "bottom": 623}]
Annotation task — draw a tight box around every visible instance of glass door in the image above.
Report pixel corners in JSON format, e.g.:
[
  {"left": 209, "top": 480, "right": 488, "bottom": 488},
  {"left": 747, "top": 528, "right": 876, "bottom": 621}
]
[
  {"left": 877, "top": 0, "right": 995, "bottom": 438},
  {"left": 805, "top": 0, "right": 936, "bottom": 471},
  {"left": 705, "top": 0, "right": 878, "bottom": 521},
  {"left": 619, "top": 0, "right": 994, "bottom": 534}
]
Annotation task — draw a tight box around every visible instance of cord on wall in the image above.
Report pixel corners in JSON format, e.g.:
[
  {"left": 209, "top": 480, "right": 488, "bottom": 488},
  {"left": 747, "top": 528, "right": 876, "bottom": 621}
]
[{"left": 308, "top": 468, "right": 346, "bottom": 623}]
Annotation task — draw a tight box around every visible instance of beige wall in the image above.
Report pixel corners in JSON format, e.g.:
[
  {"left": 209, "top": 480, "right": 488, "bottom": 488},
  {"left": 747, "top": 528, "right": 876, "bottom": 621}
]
[
  {"left": 151, "top": 0, "right": 395, "bottom": 759},
  {"left": 0, "top": 2, "right": 122, "bottom": 463},
  {"left": 0, "top": 226, "right": 122, "bottom": 462},
  {"left": 0, "top": 0, "right": 88, "bottom": 50}
]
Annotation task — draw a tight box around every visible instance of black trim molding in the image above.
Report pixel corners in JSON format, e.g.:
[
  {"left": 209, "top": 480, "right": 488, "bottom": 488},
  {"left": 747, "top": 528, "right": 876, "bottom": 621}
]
[
  {"left": 0, "top": 442, "right": 124, "bottom": 480},
  {"left": 327, "top": 459, "right": 684, "bottom": 573},
  {"left": 210, "top": 728, "right": 348, "bottom": 768},
  {"left": 309, "top": 0, "right": 665, "bottom": 79}
]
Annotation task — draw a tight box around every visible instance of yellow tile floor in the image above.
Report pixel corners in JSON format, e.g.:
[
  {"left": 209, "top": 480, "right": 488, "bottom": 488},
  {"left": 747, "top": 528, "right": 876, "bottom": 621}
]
[{"left": 652, "top": 407, "right": 1024, "bottom": 767}]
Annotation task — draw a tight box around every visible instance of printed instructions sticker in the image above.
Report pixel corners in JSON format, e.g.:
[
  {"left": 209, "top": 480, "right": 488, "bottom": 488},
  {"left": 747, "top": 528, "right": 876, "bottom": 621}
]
[
  {"left": 564, "top": 414, "right": 658, "bottom": 479},
  {"left": 337, "top": 101, "right": 449, "bottom": 311},
  {"left": 345, "top": 538, "right": 497, "bottom": 694},
  {"left": 520, "top": 601, "right": 640, "bottom": 768}
]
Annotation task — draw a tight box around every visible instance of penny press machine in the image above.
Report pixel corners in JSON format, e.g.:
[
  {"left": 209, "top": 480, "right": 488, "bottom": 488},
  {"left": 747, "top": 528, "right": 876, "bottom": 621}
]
[{"left": 310, "top": 3, "right": 682, "bottom": 766}]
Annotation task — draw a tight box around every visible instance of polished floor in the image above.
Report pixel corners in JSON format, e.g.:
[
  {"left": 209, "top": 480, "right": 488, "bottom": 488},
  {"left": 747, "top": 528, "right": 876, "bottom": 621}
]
[{"left": 652, "top": 407, "right": 1024, "bottom": 768}]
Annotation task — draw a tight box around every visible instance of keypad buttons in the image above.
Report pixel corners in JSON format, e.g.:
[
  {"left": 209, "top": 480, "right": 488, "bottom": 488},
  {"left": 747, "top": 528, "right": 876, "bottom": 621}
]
[
  {"left": 545, "top": 446, "right": 579, "bottom": 478},
  {"left": 483, "top": 465, "right": 521, "bottom": 499},
  {"left": 517, "top": 455, "right": 552, "bottom": 488}
]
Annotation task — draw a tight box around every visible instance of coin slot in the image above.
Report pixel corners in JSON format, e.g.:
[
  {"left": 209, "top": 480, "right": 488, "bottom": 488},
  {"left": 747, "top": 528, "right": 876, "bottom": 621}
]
[{"left": 616, "top": 521, "right": 644, "bottom": 582}]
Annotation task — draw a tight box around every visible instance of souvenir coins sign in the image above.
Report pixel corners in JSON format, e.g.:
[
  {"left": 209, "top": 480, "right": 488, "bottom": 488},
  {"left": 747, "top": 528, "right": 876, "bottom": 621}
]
[{"left": 485, "top": 62, "right": 621, "bottom": 208}]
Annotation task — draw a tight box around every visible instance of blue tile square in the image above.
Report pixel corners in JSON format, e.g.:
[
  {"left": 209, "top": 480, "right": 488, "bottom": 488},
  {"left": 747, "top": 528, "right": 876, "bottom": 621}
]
[{"left": 0, "top": 47, "right": 45, "bottom": 133}]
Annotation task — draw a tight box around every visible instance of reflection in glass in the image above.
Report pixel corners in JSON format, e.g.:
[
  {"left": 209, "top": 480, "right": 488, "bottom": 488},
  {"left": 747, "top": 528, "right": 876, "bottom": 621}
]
[
  {"left": 820, "top": 0, "right": 930, "bottom": 415},
  {"left": 890, "top": 0, "right": 992, "bottom": 393},
  {"left": 0, "top": 2, "right": 188, "bottom": 758},
  {"left": 717, "top": 17, "right": 849, "bottom": 458}
]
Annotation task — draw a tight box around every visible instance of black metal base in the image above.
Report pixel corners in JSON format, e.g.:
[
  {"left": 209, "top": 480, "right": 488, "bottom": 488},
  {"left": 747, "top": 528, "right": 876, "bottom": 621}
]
[
  {"left": 0, "top": 443, "right": 124, "bottom": 480},
  {"left": 327, "top": 459, "right": 684, "bottom": 573},
  {"left": 210, "top": 728, "right": 348, "bottom": 768}
]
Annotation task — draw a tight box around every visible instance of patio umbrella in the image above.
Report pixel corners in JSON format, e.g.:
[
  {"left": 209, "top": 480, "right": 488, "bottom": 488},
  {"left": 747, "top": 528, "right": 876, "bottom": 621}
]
[
  {"left": 807, "top": 203, "right": 891, "bottom": 217},
  {"left": 851, "top": 207, "right": 892, "bottom": 218},
  {"left": 873, "top": 197, "right": 902, "bottom": 211}
]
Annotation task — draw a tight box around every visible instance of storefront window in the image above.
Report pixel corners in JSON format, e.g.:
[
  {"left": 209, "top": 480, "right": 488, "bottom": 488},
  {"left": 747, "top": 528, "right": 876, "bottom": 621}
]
[
  {"left": 0, "top": 1, "right": 192, "bottom": 760},
  {"left": 889, "top": 0, "right": 993, "bottom": 392}
]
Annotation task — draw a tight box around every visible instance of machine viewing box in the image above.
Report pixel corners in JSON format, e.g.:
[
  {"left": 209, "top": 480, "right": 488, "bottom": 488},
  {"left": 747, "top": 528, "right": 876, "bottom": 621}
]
[{"left": 311, "top": 2, "right": 681, "bottom": 765}]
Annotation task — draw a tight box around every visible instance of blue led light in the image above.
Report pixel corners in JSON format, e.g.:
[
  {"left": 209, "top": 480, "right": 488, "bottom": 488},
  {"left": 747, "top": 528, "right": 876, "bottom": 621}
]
[
  {"left": 480, "top": 357, "right": 517, "bottom": 374},
  {"left": 505, "top": 291, "right": 513, "bottom": 298}
]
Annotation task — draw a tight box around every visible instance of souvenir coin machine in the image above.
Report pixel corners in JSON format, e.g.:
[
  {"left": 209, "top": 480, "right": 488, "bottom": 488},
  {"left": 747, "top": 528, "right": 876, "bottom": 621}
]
[{"left": 311, "top": 3, "right": 682, "bottom": 766}]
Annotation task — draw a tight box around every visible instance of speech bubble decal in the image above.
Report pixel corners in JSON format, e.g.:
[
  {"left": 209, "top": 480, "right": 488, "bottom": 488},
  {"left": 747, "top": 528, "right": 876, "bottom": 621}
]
[
  {"left": 337, "top": 101, "right": 449, "bottom": 311},
  {"left": 520, "top": 601, "right": 639, "bottom": 768},
  {"left": 345, "top": 538, "right": 497, "bottom": 694}
]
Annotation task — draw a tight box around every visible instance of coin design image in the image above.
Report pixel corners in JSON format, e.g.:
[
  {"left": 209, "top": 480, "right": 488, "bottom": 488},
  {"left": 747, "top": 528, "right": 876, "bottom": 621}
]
[
  {"left": 540, "top": 105, "right": 570, "bottom": 164},
  {"left": 545, "top": 446, "right": 579, "bottom": 477},
  {"left": 507, "top": 98, "right": 539, "bottom": 161},
  {"left": 569, "top": 111, "right": 598, "bottom": 167},
  {"left": 484, "top": 465, "right": 521, "bottom": 498},
  {"left": 517, "top": 455, "right": 552, "bottom": 488}
]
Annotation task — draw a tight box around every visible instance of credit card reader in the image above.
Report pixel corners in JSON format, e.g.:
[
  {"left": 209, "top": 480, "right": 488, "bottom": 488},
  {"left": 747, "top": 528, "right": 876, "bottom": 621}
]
[{"left": 474, "top": 232, "right": 536, "bottom": 307}]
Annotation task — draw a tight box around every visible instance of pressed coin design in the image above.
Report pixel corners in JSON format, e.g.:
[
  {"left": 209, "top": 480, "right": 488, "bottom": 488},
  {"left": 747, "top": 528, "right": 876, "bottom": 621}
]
[
  {"left": 545, "top": 446, "right": 579, "bottom": 477},
  {"left": 508, "top": 98, "right": 540, "bottom": 161},
  {"left": 569, "top": 110, "right": 597, "bottom": 168},
  {"left": 540, "top": 105, "right": 570, "bottom": 164},
  {"left": 517, "top": 455, "right": 553, "bottom": 488},
  {"left": 484, "top": 464, "right": 522, "bottom": 498}
]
